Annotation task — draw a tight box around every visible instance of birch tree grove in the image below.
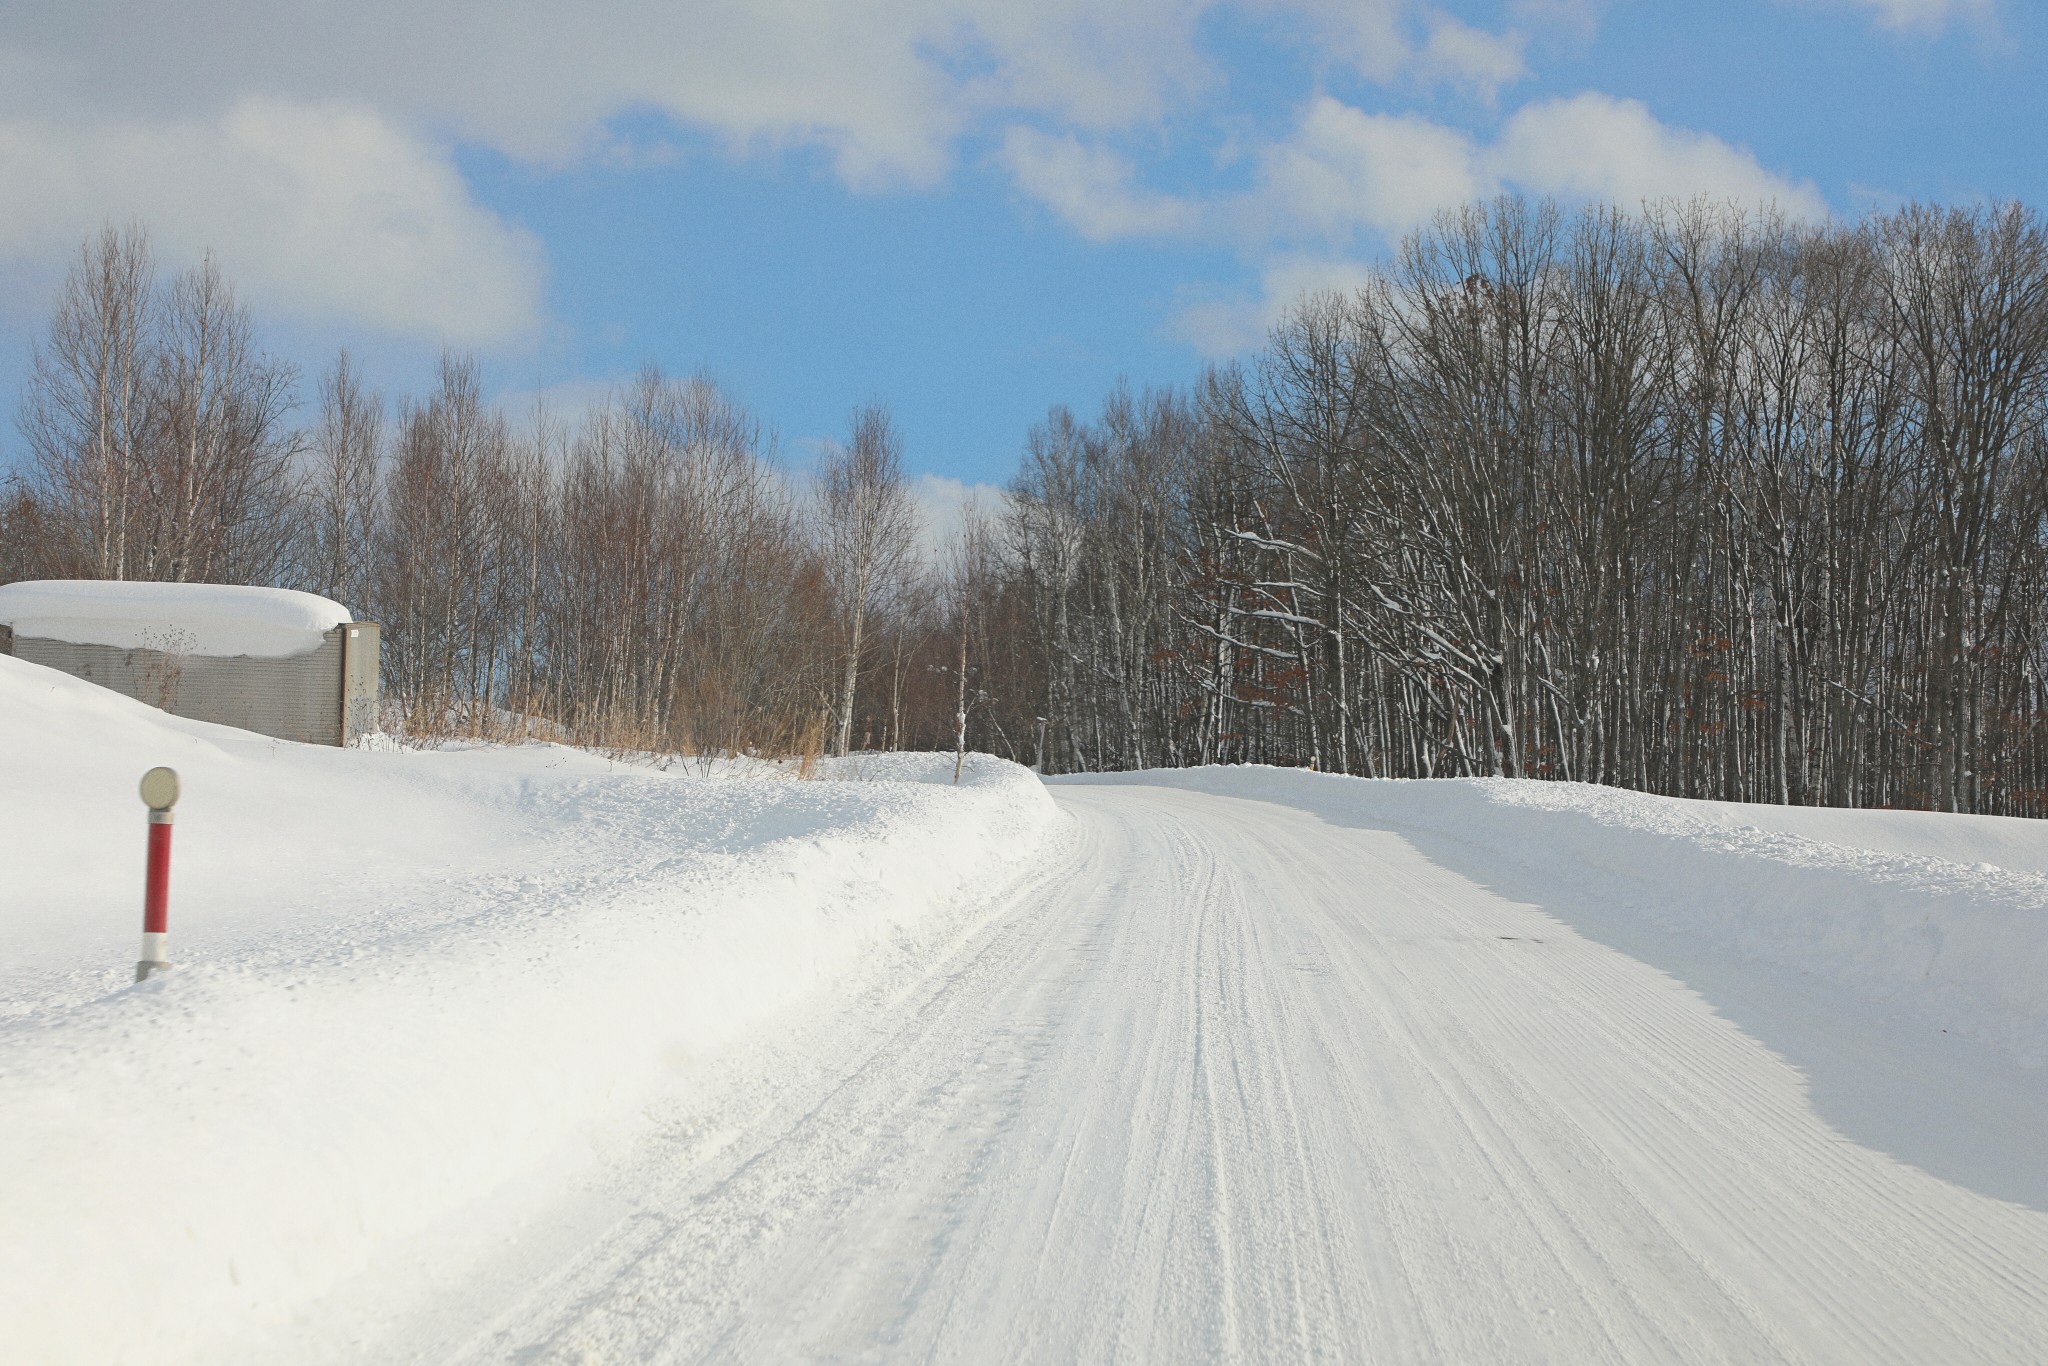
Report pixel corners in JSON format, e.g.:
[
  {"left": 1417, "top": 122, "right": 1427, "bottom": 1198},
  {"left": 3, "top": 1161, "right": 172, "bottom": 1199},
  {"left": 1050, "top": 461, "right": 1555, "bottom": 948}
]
[
  {"left": 970, "top": 198, "right": 2048, "bottom": 815},
  {"left": 367, "top": 364, "right": 846, "bottom": 753},
  {"left": 3, "top": 244, "right": 885, "bottom": 756},
  {"left": 16, "top": 226, "right": 299, "bottom": 586}
]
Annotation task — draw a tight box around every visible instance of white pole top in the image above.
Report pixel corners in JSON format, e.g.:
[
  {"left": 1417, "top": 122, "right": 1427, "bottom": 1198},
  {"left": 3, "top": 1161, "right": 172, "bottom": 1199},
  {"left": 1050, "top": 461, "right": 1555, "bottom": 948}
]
[{"left": 139, "top": 767, "right": 181, "bottom": 812}]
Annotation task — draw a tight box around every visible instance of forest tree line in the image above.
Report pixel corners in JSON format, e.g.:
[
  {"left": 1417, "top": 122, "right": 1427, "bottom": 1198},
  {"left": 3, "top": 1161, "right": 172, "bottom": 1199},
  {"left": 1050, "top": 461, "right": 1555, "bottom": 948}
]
[
  {"left": 8, "top": 198, "right": 2048, "bottom": 815},
  {"left": 0, "top": 224, "right": 948, "bottom": 759},
  {"left": 980, "top": 198, "right": 2048, "bottom": 815}
]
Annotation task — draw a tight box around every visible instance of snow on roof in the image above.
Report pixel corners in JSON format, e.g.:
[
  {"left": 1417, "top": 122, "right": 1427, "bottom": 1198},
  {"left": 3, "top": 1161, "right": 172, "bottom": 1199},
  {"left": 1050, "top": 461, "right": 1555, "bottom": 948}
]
[{"left": 0, "top": 579, "right": 353, "bottom": 658}]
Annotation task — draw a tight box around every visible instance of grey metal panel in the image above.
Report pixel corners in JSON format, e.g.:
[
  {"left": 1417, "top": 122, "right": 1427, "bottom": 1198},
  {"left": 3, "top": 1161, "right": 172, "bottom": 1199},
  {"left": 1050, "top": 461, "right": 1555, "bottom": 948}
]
[
  {"left": 340, "top": 621, "right": 381, "bottom": 744},
  {"left": 16, "top": 633, "right": 346, "bottom": 745}
]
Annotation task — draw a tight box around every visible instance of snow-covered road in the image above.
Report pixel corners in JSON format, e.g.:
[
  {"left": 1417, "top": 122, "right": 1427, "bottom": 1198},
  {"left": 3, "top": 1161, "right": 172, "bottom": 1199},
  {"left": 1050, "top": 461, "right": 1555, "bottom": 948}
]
[{"left": 340, "top": 779, "right": 2048, "bottom": 1365}]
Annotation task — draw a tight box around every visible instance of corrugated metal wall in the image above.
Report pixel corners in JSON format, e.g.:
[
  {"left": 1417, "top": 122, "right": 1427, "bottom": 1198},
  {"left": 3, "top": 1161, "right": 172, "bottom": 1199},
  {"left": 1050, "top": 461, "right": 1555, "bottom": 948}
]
[{"left": 9, "top": 630, "right": 353, "bottom": 745}]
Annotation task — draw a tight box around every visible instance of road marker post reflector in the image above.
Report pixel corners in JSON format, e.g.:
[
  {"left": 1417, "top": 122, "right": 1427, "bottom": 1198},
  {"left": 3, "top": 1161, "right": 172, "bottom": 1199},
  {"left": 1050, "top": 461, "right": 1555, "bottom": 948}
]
[{"left": 137, "top": 767, "right": 180, "bottom": 982}]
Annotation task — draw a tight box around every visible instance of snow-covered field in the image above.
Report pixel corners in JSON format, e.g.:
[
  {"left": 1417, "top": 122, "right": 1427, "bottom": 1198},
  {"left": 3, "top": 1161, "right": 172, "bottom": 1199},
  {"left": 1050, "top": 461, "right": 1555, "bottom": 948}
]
[
  {"left": 0, "top": 655, "right": 1057, "bottom": 1362},
  {"left": 7, "top": 653, "right": 2048, "bottom": 1363}
]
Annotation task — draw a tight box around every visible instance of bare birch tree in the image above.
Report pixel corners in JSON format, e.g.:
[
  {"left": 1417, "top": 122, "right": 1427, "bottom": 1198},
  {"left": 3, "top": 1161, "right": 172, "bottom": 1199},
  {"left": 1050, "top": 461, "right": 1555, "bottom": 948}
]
[
  {"left": 821, "top": 404, "right": 919, "bottom": 756},
  {"left": 17, "top": 224, "right": 155, "bottom": 578},
  {"left": 303, "top": 350, "right": 384, "bottom": 613}
]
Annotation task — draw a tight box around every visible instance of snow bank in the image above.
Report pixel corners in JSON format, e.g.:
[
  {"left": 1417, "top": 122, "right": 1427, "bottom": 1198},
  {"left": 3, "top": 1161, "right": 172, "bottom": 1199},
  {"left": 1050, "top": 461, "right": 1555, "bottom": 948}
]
[
  {"left": 0, "top": 579, "right": 352, "bottom": 657},
  {"left": 0, "top": 654, "right": 1057, "bottom": 1363},
  {"left": 1064, "top": 767, "right": 2048, "bottom": 1067}
]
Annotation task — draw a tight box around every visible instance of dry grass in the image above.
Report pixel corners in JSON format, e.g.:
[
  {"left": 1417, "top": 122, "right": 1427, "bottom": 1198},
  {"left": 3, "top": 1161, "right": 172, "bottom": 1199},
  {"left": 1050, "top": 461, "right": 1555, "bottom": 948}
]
[
  {"left": 794, "top": 710, "right": 827, "bottom": 781},
  {"left": 380, "top": 686, "right": 837, "bottom": 780}
]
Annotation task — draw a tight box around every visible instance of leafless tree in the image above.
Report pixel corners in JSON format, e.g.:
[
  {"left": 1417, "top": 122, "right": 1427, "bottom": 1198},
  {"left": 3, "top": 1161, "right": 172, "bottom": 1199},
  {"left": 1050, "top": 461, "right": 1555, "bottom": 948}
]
[
  {"left": 16, "top": 228, "right": 300, "bottom": 587},
  {"left": 20, "top": 203, "right": 2048, "bottom": 805},
  {"left": 963, "top": 197, "right": 2048, "bottom": 816},
  {"left": 17, "top": 224, "right": 155, "bottom": 578},
  {"left": 302, "top": 350, "right": 384, "bottom": 614},
  {"left": 820, "top": 404, "right": 919, "bottom": 756},
  {"left": 141, "top": 254, "right": 301, "bottom": 584}
]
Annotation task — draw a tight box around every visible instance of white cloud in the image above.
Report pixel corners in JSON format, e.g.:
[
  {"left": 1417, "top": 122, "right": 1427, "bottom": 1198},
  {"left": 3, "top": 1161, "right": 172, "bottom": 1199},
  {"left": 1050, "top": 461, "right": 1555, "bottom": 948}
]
[
  {"left": 1250, "top": 2, "right": 1527, "bottom": 96},
  {"left": 2, "top": 3, "right": 1554, "bottom": 191},
  {"left": 1001, "top": 127, "right": 1199, "bottom": 240},
  {"left": 1249, "top": 91, "right": 1826, "bottom": 250},
  {"left": 0, "top": 99, "right": 544, "bottom": 345},
  {"left": 1827, "top": 0, "right": 1993, "bottom": 33},
  {"left": 491, "top": 375, "right": 628, "bottom": 439},
  {"left": 776, "top": 464, "right": 1002, "bottom": 565},
  {"left": 1489, "top": 93, "right": 1829, "bottom": 219},
  {"left": 1507, "top": 0, "right": 1613, "bottom": 37},
  {"left": 1256, "top": 0, "right": 1413, "bottom": 81},
  {"left": 1171, "top": 256, "right": 1379, "bottom": 357},
  {"left": 1029, "top": 86, "right": 1824, "bottom": 269},
  {"left": 0, "top": 2, "right": 1218, "bottom": 191},
  {"left": 0, "top": 3, "right": 1816, "bottom": 354},
  {"left": 959, "top": 3, "right": 1217, "bottom": 135},
  {"left": 908, "top": 472, "right": 1008, "bottom": 563},
  {"left": 1175, "top": 91, "right": 1828, "bottom": 355},
  {"left": 1416, "top": 15, "right": 1529, "bottom": 99},
  {"left": 0, "top": 0, "right": 1228, "bottom": 340},
  {"left": 1253, "top": 97, "right": 1485, "bottom": 242}
]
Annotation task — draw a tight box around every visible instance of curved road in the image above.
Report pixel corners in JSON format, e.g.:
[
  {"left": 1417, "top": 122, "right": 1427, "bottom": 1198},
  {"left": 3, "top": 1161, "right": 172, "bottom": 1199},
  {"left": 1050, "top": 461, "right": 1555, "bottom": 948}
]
[{"left": 376, "top": 782, "right": 2048, "bottom": 1363}]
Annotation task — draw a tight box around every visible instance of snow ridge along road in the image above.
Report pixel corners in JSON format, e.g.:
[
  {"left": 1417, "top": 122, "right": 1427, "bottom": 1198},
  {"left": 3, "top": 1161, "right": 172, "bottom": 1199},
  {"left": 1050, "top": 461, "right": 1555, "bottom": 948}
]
[
  {"left": 347, "top": 776, "right": 2048, "bottom": 1364},
  {"left": 0, "top": 656, "right": 1058, "bottom": 1364}
]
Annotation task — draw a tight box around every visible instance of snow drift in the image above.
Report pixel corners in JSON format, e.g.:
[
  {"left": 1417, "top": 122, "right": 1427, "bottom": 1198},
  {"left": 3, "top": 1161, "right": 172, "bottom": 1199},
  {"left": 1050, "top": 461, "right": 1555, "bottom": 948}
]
[
  {"left": 0, "top": 654, "right": 1057, "bottom": 1363},
  {"left": 1065, "top": 767, "right": 2048, "bottom": 1068},
  {"left": 0, "top": 579, "right": 352, "bottom": 657}
]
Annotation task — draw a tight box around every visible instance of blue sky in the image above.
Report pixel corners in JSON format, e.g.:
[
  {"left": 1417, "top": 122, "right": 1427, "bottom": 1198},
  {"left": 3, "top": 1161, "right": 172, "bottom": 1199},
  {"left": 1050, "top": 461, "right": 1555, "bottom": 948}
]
[{"left": 1, "top": 0, "right": 2042, "bottom": 491}]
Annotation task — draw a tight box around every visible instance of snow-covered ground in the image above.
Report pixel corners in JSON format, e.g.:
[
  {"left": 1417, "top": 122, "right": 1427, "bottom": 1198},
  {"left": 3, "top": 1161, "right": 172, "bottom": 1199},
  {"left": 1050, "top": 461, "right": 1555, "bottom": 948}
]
[
  {"left": 1072, "top": 767, "right": 2048, "bottom": 1069},
  {"left": 0, "top": 655, "right": 1056, "bottom": 1363},
  {"left": 6, "top": 655, "right": 2048, "bottom": 1363}
]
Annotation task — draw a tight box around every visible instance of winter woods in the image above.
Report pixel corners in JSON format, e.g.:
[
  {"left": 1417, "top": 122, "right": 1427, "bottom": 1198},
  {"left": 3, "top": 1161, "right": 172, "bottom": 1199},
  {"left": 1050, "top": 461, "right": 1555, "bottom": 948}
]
[
  {"left": 11, "top": 198, "right": 2048, "bottom": 814},
  {"left": 3, "top": 227, "right": 945, "bottom": 756},
  {"left": 327, "top": 360, "right": 932, "bottom": 755},
  {"left": 981, "top": 199, "right": 2048, "bottom": 814},
  {"left": 17, "top": 226, "right": 300, "bottom": 588}
]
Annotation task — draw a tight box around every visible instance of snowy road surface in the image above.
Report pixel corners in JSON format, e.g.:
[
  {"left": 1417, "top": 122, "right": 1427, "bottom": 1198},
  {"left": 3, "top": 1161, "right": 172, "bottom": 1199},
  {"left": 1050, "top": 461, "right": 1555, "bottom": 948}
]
[{"left": 326, "top": 779, "right": 2048, "bottom": 1364}]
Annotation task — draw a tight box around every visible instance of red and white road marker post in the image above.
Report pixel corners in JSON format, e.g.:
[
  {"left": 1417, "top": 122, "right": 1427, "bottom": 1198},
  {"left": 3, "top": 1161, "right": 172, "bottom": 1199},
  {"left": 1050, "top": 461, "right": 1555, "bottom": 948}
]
[{"left": 136, "top": 766, "right": 180, "bottom": 982}]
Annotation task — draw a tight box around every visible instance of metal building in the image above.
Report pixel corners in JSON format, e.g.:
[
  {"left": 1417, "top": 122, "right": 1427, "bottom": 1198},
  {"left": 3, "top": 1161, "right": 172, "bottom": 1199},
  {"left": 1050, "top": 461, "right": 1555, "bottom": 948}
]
[{"left": 0, "top": 581, "right": 380, "bottom": 747}]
